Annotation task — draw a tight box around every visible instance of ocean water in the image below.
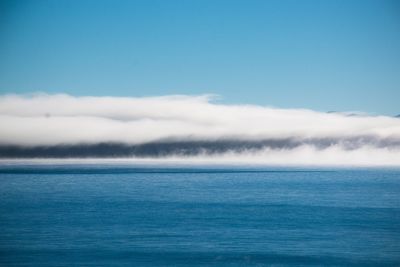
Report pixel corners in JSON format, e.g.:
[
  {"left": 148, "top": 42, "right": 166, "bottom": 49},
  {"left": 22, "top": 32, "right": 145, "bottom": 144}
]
[{"left": 0, "top": 164, "right": 399, "bottom": 266}]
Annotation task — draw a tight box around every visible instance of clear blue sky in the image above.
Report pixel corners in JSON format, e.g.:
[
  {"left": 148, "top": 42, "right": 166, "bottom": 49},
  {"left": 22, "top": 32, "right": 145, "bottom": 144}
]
[{"left": 1, "top": 0, "right": 399, "bottom": 115}]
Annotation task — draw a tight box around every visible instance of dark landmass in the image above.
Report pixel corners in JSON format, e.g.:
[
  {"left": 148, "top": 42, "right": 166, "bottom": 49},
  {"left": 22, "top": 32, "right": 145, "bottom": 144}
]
[{"left": 0, "top": 136, "right": 399, "bottom": 158}]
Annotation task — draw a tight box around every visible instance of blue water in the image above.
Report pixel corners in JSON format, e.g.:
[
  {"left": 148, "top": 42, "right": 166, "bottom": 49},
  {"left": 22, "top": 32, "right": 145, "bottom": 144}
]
[{"left": 0, "top": 164, "right": 399, "bottom": 266}]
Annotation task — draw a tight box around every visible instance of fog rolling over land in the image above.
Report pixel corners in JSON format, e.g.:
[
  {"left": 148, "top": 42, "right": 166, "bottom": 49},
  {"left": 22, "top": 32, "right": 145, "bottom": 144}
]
[{"left": 1, "top": 94, "right": 400, "bottom": 166}]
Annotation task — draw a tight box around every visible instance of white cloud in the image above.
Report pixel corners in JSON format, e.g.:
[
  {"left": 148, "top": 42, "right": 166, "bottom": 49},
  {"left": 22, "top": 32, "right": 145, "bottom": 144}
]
[{"left": 0, "top": 93, "right": 399, "bottom": 165}]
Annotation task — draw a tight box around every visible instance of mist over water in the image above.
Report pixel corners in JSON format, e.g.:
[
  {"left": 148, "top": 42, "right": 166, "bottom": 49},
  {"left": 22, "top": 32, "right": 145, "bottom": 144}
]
[
  {"left": 1, "top": 94, "right": 400, "bottom": 165},
  {"left": 2, "top": 0, "right": 399, "bottom": 265}
]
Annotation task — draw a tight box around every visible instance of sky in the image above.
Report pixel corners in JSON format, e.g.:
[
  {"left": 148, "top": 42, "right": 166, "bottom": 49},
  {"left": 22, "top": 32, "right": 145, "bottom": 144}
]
[{"left": 0, "top": 0, "right": 400, "bottom": 115}]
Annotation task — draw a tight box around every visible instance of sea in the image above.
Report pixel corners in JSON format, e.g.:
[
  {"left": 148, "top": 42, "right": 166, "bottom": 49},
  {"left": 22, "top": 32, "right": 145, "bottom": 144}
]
[{"left": 0, "top": 163, "right": 399, "bottom": 266}]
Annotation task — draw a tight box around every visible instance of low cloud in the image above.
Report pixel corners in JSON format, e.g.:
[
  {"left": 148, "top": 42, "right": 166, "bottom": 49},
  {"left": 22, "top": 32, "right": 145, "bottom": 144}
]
[{"left": 0, "top": 93, "right": 400, "bottom": 165}]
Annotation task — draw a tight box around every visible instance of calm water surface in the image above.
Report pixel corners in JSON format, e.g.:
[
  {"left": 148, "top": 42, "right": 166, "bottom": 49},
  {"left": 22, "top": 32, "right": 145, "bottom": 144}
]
[{"left": 0, "top": 164, "right": 399, "bottom": 266}]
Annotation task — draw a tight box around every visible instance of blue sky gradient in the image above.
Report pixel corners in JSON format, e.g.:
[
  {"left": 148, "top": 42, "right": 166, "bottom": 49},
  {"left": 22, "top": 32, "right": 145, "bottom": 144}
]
[{"left": 1, "top": 0, "right": 399, "bottom": 115}]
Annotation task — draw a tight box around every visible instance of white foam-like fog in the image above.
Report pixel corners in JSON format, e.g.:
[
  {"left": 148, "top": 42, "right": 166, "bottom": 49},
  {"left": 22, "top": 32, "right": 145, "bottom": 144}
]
[{"left": 0, "top": 93, "right": 399, "bottom": 166}]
